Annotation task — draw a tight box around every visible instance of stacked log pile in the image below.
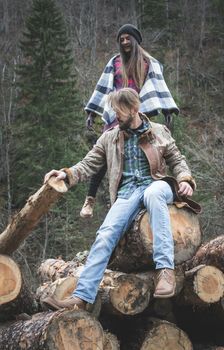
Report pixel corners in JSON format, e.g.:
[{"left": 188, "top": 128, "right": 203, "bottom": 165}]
[{"left": 0, "top": 178, "right": 224, "bottom": 349}]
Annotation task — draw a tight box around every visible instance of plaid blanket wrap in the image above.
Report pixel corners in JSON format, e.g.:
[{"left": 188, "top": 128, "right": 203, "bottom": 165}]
[{"left": 85, "top": 54, "right": 179, "bottom": 125}]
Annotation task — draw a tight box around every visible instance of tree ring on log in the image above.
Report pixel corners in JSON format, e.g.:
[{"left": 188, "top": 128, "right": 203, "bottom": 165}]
[
  {"left": 110, "top": 274, "right": 150, "bottom": 315},
  {"left": 42, "top": 310, "right": 104, "bottom": 349},
  {"left": 141, "top": 319, "right": 193, "bottom": 350},
  {"left": 0, "top": 255, "right": 22, "bottom": 305},
  {"left": 193, "top": 265, "right": 224, "bottom": 303}
]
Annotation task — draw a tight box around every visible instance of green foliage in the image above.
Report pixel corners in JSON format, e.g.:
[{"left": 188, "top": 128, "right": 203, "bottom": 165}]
[{"left": 13, "top": 0, "right": 82, "bottom": 206}]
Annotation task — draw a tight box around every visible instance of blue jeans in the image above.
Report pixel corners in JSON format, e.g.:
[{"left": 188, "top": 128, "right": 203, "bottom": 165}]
[{"left": 73, "top": 180, "right": 174, "bottom": 303}]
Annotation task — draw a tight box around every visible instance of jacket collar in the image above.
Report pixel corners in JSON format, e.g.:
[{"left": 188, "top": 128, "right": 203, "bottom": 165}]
[{"left": 114, "top": 113, "right": 155, "bottom": 142}]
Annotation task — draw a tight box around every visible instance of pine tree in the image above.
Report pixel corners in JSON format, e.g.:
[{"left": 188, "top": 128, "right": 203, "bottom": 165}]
[{"left": 13, "top": 0, "right": 82, "bottom": 206}]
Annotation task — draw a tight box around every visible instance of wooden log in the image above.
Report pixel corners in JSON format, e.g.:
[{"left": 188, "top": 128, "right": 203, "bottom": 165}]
[
  {"left": 36, "top": 274, "right": 101, "bottom": 318},
  {"left": 0, "top": 177, "right": 68, "bottom": 255},
  {"left": 100, "top": 270, "right": 151, "bottom": 315},
  {"left": 178, "top": 265, "right": 224, "bottom": 306},
  {"left": 101, "top": 266, "right": 184, "bottom": 316},
  {"left": 109, "top": 205, "right": 201, "bottom": 272},
  {"left": 38, "top": 258, "right": 82, "bottom": 283},
  {"left": 186, "top": 235, "right": 224, "bottom": 272},
  {"left": 139, "top": 318, "right": 193, "bottom": 350},
  {"left": 36, "top": 276, "right": 77, "bottom": 303},
  {"left": 0, "top": 309, "right": 104, "bottom": 350},
  {"left": 0, "top": 254, "right": 38, "bottom": 321},
  {"left": 38, "top": 258, "right": 185, "bottom": 316},
  {"left": 103, "top": 331, "right": 120, "bottom": 350}
]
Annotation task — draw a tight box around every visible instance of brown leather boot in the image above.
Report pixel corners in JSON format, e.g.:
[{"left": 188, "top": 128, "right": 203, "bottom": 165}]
[
  {"left": 42, "top": 296, "right": 86, "bottom": 311},
  {"left": 80, "top": 196, "right": 95, "bottom": 218},
  {"left": 153, "top": 268, "right": 176, "bottom": 298}
]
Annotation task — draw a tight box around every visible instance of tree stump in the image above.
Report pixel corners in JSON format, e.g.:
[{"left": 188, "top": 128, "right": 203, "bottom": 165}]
[
  {"left": 0, "top": 178, "right": 68, "bottom": 255},
  {"left": 0, "top": 309, "right": 104, "bottom": 350},
  {"left": 0, "top": 254, "right": 38, "bottom": 321},
  {"left": 109, "top": 206, "right": 201, "bottom": 272}
]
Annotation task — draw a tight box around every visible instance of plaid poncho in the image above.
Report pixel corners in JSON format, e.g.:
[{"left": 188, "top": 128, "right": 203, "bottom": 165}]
[{"left": 85, "top": 54, "right": 179, "bottom": 125}]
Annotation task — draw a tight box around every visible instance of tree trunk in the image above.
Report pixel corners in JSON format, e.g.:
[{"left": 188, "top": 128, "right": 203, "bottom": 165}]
[
  {"left": 139, "top": 318, "right": 193, "bottom": 349},
  {"left": 0, "top": 177, "right": 68, "bottom": 255},
  {"left": 0, "top": 309, "right": 104, "bottom": 350},
  {"left": 186, "top": 235, "right": 224, "bottom": 272},
  {"left": 0, "top": 254, "right": 38, "bottom": 321},
  {"left": 109, "top": 205, "right": 201, "bottom": 272}
]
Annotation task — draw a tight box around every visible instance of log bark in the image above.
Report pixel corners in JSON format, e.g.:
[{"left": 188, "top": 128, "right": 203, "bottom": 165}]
[
  {"left": 178, "top": 265, "right": 224, "bottom": 306},
  {"left": 0, "top": 309, "right": 104, "bottom": 350},
  {"left": 0, "top": 177, "right": 68, "bottom": 255},
  {"left": 38, "top": 258, "right": 82, "bottom": 283},
  {"left": 0, "top": 254, "right": 38, "bottom": 321},
  {"left": 109, "top": 205, "right": 201, "bottom": 272},
  {"left": 139, "top": 318, "right": 193, "bottom": 350},
  {"left": 186, "top": 235, "right": 224, "bottom": 272}
]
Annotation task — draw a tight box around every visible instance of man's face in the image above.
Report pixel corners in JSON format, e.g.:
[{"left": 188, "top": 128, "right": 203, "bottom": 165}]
[
  {"left": 120, "top": 34, "right": 132, "bottom": 53},
  {"left": 116, "top": 110, "right": 134, "bottom": 130}
]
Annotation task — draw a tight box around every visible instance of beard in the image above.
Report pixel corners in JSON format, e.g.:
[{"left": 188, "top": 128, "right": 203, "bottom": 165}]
[{"left": 119, "top": 115, "right": 133, "bottom": 130}]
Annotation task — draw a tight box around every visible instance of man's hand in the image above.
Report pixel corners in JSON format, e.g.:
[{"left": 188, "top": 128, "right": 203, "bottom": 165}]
[
  {"left": 44, "top": 170, "right": 67, "bottom": 184},
  {"left": 178, "top": 181, "right": 193, "bottom": 197}
]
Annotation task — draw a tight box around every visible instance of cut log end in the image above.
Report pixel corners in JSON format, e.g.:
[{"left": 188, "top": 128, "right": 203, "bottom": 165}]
[
  {"left": 0, "top": 309, "right": 104, "bottom": 350},
  {"left": 141, "top": 319, "right": 193, "bottom": 350},
  {"left": 110, "top": 274, "right": 150, "bottom": 315},
  {"left": 45, "top": 310, "right": 104, "bottom": 349},
  {"left": 0, "top": 255, "right": 22, "bottom": 305},
  {"left": 194, "top": 265, "right": 224, "bottom": 303},
  {"left": 47, "top": 177, "right": 68, "bottom": 193}
]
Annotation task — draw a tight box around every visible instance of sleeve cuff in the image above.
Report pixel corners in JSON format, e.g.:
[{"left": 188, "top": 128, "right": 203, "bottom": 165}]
[{"left": 60, "top": 167, "right": 78, "bottom": 187}]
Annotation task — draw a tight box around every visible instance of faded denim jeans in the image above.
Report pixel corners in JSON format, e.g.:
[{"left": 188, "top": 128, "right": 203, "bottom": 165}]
[{"left": 73, "top": 180, "right": 174, "bottom": 304}]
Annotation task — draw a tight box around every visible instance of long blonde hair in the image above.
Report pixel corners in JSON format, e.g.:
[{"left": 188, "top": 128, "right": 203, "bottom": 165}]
[{"left": 119, "top": 37, "right": 151, "bottom": 90}]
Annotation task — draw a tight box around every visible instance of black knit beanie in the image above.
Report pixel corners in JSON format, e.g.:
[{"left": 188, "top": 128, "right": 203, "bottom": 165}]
[{"left": 117, "top": 24, "right": 142, "bottom": 45}]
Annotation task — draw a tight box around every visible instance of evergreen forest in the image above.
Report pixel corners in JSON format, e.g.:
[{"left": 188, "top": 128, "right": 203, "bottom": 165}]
[{"left": 0, "top": 0, "right": 224, "bottom": 289}]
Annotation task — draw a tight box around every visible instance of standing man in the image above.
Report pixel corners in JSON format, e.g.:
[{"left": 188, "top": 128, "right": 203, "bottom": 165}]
[
  {"left": 43, "top": 88, "right": 195, "bottom": 311},
  {"left": 80, "top": 23, "right": 179, "bottom": 218}
]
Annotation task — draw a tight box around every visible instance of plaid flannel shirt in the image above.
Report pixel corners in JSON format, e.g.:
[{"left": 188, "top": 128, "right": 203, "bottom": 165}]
[
  {"left": 85, "top": 54, "right": 179, "bottom": 125},
  {"left": 117, "top": 121, "right": 153, "bottom": 199}
]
